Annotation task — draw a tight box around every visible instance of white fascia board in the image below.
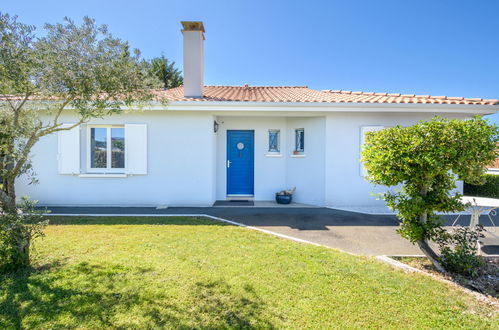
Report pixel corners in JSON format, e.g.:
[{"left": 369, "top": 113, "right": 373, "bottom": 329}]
[
  {"left": 23, "top": 99, "right": 498, "bottom": 115},
  {"left": 142, "top": 101, "right": 499, "bottom": 115}
]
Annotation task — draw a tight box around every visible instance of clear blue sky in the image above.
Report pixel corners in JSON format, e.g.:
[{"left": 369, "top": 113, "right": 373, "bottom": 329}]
[{"left": 4, "top": 0, "right": 499, "bottom": 122}]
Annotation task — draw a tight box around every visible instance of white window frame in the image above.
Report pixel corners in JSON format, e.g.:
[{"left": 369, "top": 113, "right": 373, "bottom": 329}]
[
  {"left": 268, "top": 129, "right": 281, "bottom": 154},
  {"left": 86, "top": 125, "right": 126, "bottom": 173}
]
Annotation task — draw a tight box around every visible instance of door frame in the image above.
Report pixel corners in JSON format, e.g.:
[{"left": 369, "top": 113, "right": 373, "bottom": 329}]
[{"left": 226, "top": 130, "right": 255, "bottom": 197}]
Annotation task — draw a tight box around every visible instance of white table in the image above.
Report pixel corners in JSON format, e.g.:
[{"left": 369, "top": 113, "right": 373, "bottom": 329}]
[{"left": 458, "top": 196, "right": 499, "bottom": 228}]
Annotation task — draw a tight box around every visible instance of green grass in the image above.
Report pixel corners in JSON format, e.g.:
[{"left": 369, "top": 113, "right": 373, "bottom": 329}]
[{"left": 0, "top": 216, "right": 497, "bottom": 329}]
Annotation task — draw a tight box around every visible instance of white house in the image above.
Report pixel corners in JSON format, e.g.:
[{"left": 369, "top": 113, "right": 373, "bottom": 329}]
[{"left": 17, "top": 21, "right": 499, "bottom": 208}]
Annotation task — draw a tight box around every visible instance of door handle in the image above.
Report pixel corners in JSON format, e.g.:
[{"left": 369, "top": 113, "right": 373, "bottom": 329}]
[{"left": 227, "top": 160, "right": 232, "bottom": 168}]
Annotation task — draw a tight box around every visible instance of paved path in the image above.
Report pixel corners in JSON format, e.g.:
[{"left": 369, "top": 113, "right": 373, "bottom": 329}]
[{"left": 43, "top": 206, "right": 499, "bottom": 256}]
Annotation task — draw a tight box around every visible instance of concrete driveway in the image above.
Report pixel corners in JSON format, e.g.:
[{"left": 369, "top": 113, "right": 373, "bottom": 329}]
[{"left": 40, "top": 206, "right": 434, "bottom": 256}]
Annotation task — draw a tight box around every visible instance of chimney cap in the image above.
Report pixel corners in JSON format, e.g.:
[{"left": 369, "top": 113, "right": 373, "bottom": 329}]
[{"left": 181, "top": 21, "right": 205, "bottom": 33}]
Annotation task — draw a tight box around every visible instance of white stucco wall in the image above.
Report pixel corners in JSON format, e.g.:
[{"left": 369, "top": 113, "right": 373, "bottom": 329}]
[
  {"left": 324, "top": 112, "right": 469, "bottom": 207},
  {"left": 16, "top": 108, "right": 474, "bottom": 208},
  {"left": 16, "top": 111, "right": 217, "bottom": 206},
  {"left": 285, "top": 117, "right": 326, "bottom": 205}
]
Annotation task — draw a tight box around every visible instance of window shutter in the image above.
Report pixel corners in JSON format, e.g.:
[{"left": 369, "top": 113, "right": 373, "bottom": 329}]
[
  {"left": 125, "top": 124, "right": 148, "bottom": 175},
  {"left": 360, "top": 126, "right": 384, "bottom": 177},
  {"left": 58, "top": 123, "right": 80, "bottom": 174}
]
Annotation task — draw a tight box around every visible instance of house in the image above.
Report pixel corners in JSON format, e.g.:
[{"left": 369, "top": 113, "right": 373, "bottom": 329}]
[{"left": 16, "top": 21, "right": 499, "bottom": 208}]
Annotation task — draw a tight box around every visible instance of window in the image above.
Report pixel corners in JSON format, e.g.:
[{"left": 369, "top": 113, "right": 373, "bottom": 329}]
[
  {"left": 268, "top": 130, "right": 280, "bottom": 153},
  {"left": 295, "top": 129, "right": 304, "bottom": 152},
  {"left": 88, "top": 126, "right": 125, "bottom": 172}
]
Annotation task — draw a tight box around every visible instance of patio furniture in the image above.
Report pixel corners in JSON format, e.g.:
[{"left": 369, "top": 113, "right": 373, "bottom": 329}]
[{"left": 455, "top": 196, "right": 499, "bottom": 230}]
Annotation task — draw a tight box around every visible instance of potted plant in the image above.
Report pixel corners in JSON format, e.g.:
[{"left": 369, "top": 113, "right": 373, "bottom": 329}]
[{"left": 276, "top": 187, "right": 296, "bottom": 204}]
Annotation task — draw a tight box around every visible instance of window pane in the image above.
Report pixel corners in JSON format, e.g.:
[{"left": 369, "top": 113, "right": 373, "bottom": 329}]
[
  {"left": 269, "top": 130, "right": 280, "bottom": 152},
  {"left": 300, "top": 130, "right": 304, "bottom": 151},
  {"left": 295, "top": 129, "right": 304, "bottom": 152},
  {"left": 111, "top": 128, "right": 125, "bottom": 168},
  {"left": 91, "top": 128, "right": 107, "bottom": 168}
]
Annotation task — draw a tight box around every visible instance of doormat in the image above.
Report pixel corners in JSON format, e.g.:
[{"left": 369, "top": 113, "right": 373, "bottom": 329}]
[{"left": 213, "top": 200, "right": 255, "bottom": 206}]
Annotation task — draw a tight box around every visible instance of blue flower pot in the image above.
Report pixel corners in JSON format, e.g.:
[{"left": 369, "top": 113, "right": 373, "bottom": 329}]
[{"left": 276, "top": 194, "right": 292, "bottom": 204}]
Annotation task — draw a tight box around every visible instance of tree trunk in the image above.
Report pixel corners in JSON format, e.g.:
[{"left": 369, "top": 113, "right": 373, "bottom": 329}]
[
  {"left": 15, "top": 233, "right": 31, "bottom": 267},
  {"left": 0, "top": 177, "right": 16, "bottom": 213},
  {"left": 417, "top": 239, "right": 446, "bottom": 273},
  {"left": 416, "top": 186, "right": 447, "bottom": 273}
]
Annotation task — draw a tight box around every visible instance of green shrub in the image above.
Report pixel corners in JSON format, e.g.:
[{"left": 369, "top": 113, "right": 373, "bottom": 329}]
[
  {"left": 434, "top": 225, "right": 485, "bottom": 277},
  {"left": 0, "top": 198, "right": 48, "bottom": 273},
  {"left": 464, "top": 173, "right": 499, "bottom": 198}
]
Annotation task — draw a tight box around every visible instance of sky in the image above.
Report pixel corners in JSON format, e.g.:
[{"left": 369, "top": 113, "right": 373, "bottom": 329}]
[{"left": 3, "top": 0, "right": 499, "bottom": 122}]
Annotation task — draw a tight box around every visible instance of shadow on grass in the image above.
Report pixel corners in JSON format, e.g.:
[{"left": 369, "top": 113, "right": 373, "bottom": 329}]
[
  {"left": 0, "top": 260, "right": 274, "bottom": 328},
  {"left": 45, "top": 216, "right": 230, "bottom": 226}
]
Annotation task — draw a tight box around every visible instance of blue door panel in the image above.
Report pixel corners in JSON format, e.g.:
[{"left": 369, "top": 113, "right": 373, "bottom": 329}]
[{"left": 227, "top": 130, "right": 254, "bottom": 195}]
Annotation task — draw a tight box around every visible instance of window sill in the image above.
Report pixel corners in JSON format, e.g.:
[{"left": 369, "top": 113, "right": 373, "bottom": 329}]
[
  {"left": 290, "top": 154, "right": 306, "bottom": 158},
  {"left": 265, "top": 153, "right": 282, "bottom": 158},
  {"left": 79, "top": 173, "right": 127, "bottom": 178}
]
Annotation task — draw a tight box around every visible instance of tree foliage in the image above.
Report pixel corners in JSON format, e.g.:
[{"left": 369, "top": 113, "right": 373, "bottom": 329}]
[
  {"left": 0, "top": 13, "right": 163, "bottom": 212},
  {"left": 361, "top": 116, "right": 498, "bottom": 272},
  {"left": 143, "top": 55, "right": 183, "bottom": 89},
  {"left": 0, "top": 13, "right": 163, "bottom": 271}
]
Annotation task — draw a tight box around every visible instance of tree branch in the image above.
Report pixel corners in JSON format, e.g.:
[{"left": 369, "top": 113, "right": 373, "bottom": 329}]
[
  {"left": 41, "top": 117, "right": 87, "bottom": 137},
  {"left": 52, "top": 97, "right": 74, "bottom": 127},
  {"left": 12, "top": 92, "right": 32, "bottom": 129},
  {"left": 9, "top": 129, "right": 41, "bottom": 181}
]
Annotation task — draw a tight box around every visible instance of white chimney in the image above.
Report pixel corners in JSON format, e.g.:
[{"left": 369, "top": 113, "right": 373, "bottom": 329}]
[{"left": 181, "top": 21, "right": 205, "bottom": 98}]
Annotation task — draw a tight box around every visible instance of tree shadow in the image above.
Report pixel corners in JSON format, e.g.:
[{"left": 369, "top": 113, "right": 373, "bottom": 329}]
[
  {"left": 186, "top": 280, "right": 275, "bottom": 329},
  {"left": 0, "top": 260, "right": 274, "bottom": 328}
]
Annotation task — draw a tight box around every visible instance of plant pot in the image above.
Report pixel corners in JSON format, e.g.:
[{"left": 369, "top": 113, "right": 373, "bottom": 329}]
[{"left": 276, "top": 193, "right": 292, "bottom": 204}]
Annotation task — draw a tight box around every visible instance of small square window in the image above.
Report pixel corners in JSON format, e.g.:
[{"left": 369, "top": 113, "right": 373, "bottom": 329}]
[
  {"left": 295, "top": 129, "right": 304, "bottom": 152},
  {"left": 268, "top": 130, "right": 280, "bottom": 153}
]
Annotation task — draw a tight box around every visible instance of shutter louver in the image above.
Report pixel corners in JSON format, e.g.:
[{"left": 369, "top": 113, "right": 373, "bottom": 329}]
[
  {"left": 125, "top": 124, "right": 148, "bottom": 175},
  {"left": 58, "top": 123, "right": 80, "bottom": 174}
]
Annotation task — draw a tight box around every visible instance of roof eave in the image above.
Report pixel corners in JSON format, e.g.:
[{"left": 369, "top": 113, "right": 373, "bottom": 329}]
[{"left": 157, "top": 100, "right": 499, "bottom": 115}]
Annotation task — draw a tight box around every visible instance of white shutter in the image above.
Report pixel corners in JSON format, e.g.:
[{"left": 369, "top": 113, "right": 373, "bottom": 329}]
[
  {"left": 125, "top": 124, "right": 148, "bottom": 175},
  {"left": 360, "top": 126, "right": 384, "bottom": 177},
  {"left": 58, "top": 123, "right": 80, "bottom": 174}
]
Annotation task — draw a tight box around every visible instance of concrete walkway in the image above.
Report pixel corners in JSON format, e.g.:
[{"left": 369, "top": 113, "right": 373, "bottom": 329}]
[{"left": 43, "top": 206, "right": 499, "bottom": 256}]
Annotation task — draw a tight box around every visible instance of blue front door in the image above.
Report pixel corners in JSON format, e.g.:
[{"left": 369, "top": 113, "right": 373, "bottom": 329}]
[{"left": 227, "top": 130, "right": 254, "bottom": 195}]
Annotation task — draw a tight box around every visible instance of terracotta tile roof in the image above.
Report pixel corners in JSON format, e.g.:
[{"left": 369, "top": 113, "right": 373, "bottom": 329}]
[
  {"left": 159, "top": 85, "right": 499, "bottom": 105},
  {"left": 321, "top": 90, "right": 499, "bottom": 105},
  {"left": 2, "top": 86, "right": 497, "bottom": 106},
  {"left": 489, "top": 158, "right": 499, "bottom": 169},
  {"left": 159, "top": 85, "right": 328, "bottom": 102}
]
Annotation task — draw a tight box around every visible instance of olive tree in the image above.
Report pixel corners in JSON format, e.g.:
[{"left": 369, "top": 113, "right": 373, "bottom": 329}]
[
  {"left": 0, "top": 13, "right": 162, "bottom": 270},
  {"left": 361, "top": 116, "right": 498, "bottom": 272},
  {"left": 0, "top": 13, "right": 162, "bottom": 213}
]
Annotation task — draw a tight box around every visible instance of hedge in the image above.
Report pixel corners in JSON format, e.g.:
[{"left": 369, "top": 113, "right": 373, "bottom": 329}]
[{"left": 464, "top": 173, "right": 499, "bottom": 198}]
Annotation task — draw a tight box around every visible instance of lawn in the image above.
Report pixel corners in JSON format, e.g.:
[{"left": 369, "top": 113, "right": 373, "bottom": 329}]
[{"left": 0, "top": 216, "right": 497, "bottom": 329}]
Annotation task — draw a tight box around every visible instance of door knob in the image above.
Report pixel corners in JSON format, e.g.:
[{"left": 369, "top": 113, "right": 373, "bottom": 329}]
[{"left": 227, "top": 160, "right": 232, "bottom": 168}]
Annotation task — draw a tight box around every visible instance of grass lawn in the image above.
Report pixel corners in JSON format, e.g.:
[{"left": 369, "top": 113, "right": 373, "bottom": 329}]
[{"left": 0, "top": 216, "right": 497, "bottom": 328}]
